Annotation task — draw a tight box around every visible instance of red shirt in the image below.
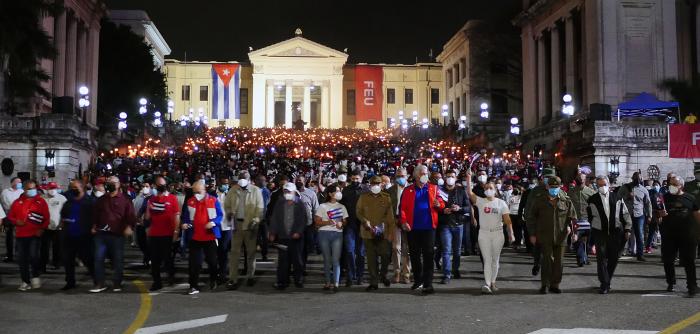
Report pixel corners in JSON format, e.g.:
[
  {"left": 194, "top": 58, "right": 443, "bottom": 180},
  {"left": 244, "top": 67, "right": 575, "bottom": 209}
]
[
  {"left": 8, "top": 194, "right": 50, "bottom": 238},
  {"left": 147, "top": 193, "right": 180, "bottom": 237},
  {"left": 188, "top": 196, "right": 217, "bottom": 241}
]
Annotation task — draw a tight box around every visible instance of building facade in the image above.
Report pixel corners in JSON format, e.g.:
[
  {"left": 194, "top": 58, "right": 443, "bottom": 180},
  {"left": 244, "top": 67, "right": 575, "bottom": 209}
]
[
  {"left": 514, "top": 0, "right": 699, "bottom": 182},
  {"left": 108, "top": 10, "right": 171, "bottom": 69},
  {"left": 0, "top": 0, "right": 106, "bottom": 189},
  {"left": 164, "top": 30, "right": 443, "bottom": 129}
]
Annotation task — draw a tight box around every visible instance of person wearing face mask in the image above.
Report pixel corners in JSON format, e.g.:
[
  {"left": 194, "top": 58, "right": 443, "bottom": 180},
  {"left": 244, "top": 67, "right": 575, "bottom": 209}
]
[
  {"left": 2, "top": 177, "right": 24, "bottom": 263},
  {"left": 224, "top": 172, "right": 264, "bottom": 290},
  {"left": 437, "top": 170, "right": 471, "bottom": 284},
  {"left": 8, "top": 180, "right": 50, "bottom": 291},
  {"left": 59, "top": 180, "right": 95, "bottom": 290},
  {"left": 399, "top": 164, "right": 445, "bottom": 295},
  {"left": 617, "top": 172, "right": 652, "bottom": 261},
  {"left": 430, "top": 172, "right": 444, "bottom": 271},
  {"left": 90, "top": 176, "right": 137, "bottom": 293},
  {"left": 215, "top": 177, "right": 232, "bottom": 284},
  {"left": 569, "top": 172, "right": 596, "bottom": 267},
  {"left": 40, "top": 182, "right": 67, "bottom": 273},
  {"left": 466, "top": 172, "right": 514, "bottom": 294},
  {"left": 294, "top": 176, "right": 320, "bottom": 277},
  {"left": 314, "top": 185, "right": 348, "bottom": 292},
  {"left": 133, "top": 182, "right": 153, "bottom": 268},
  {"left": 646, "top": 180, "right": 663, "bottom": 254},
  {"left": 144, "top": 176, "right": 180, "bottom": 291},
  {"left": 92, "top": 182, "right": 106, "bottom": 199},
  {"left": 340, "top": 171, "right": 366, "bottom": 287},
  {"left": 386, "top": 167, "right": 412, "bottom": 284},
  {"left": 586, "top": 176, "right": 632, "bottom": 294},
  {"left": 526, "top": 176, "right": 576, "bottom": 294},
  {"left": 183, "top": 181, "right": 223, "bottom": 295},
  {"left": 255, "top": 175, "right": 271, "bottom": 262},
  {"left": 657, "top": 175, "right": 700, "bottom": 297},
  {"left": 269, "top": 183, "right": 308, "bottom": 290},
  {"left": 508, "top": 185, "right": 524, "bottom": 250},
  {"left": 356, "top": 176, "right": 395, "bottom": 291},
  {"left": 521, "top": 168, "right": 561, "bottom": 276}
]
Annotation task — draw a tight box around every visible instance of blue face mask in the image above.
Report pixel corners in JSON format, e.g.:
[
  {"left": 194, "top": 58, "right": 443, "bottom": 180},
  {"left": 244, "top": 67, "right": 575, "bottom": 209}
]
[
  {"left": 396, "top": 177, "right": 407, "bottom": 187},
  {"left": 26, "top": 189, "right": 37, "bottom": 197},
  {"left": 654, "top": 185, "right": 660, "bottom": 192},
  {"left": 16, "top": 183, "right": 23, "bottom": 190},
  {"left": 548, "top": 187, "right": 560, "bottom": 197},
  {"left": 151, "top": 188, "right": 158, "bottom": 196},
  {"left": 220, "top": 185, "right": 229, "bottom": 193},
  {"left": 543, "top": 178, "right": 549, "bottom": 186}
]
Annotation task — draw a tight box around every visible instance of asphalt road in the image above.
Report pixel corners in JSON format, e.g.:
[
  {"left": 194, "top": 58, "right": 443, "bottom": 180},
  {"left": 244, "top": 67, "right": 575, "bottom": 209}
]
[{"left": 0, "top": 241, "right": 698, "bottom": 334}]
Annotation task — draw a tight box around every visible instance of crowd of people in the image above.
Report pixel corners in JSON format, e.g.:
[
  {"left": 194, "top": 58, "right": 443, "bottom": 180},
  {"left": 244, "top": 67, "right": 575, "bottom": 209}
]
[{"left": 0, "top": 128, "right": 697, "bottom": 297}]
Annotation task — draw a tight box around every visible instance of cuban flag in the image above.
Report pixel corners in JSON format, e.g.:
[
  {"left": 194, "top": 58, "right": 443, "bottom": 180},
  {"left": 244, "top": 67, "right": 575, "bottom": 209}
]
[
  {"left": 326, "top": 207, "right": 344, "bottom": 221},
  {"left": 211, "top": 64, "right": 241, "bottom": 120}
]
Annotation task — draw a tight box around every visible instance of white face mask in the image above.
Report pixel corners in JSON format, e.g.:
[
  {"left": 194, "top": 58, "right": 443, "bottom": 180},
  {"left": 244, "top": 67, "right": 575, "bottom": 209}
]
[
  {"left": 238, "top": 179, "right": 249, "bottom": 188},
  {"left": 142, "top": 187, "right": 151, "bottom": 195},
  {"left": 48, "top": 189, "right": 57, "bottom": 197},
  {"left": 446, "top": 177, "right": 456, "bottom": 186},
  {"left": 334, "top": 192, "right": 343, "bottom": 201},
  {"left": 284, "top": 193, "right": 295, "bottom": 201},
  {"left": 668, "top": 185, "right": 680, "bottom": 195},
  {"left": 484, "top": 189, "right": 496, "bottom": 198},
  {"left": 437, "top": 178, "right": 444, "bottom": 186},
  {"left": 478, "top": 175, "right": 487, "bottom": 184},
  {"left": 496, "top": 183, "right": 503, "bottom": 190},
  {"left": 194, "top": 193, "right": 205, "bottom": 201},
  {"left": 370, "top": 185, "right": 381, "bottom": 194},
  {"left": 94, "top": 191, "right": 105, "bottom": 198},
  {"left": 338, "top": 175, "right": 347, "bottom": 182},
  {"left": 419, "top": 175, "right": 429, "bottom": 184},
  {"left": 598, "top": 186, "right": 609, "bottom": 195},
  {"left": 503, "top": 189, "right": 512, "bottom": 195}
]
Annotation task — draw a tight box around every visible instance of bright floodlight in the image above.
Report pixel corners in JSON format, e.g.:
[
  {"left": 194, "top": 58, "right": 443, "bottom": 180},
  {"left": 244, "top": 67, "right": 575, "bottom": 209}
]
[
  {"left": 78, "top": 98, "right": 87, "bottom": 107},
  {"left": 167, "top": 100, "right": 175, "bottom": 107},
  {"left": 563, "top": 105, "right": 575, "bottom": 115},
  {"left": 563, "top": 94, "right": 573, "bottom": 103},
  {"left": 480, "top": 102, "right": 489, "bottom": 110},
  {"left": 442, "top": 104, "right": 448, "bottom": 111},
  {"left": 510, "top": 117, "right": 519, "bottom": 125},
  {"left": 139, "top": 98, "right": 147, "bottom": 106},
  {"left": 480, "top": 111, "right": 489, "bottom": 119},
  {"left": 78, "top": 86, "right": 89, "bottom": 95},
  {"left": 460, "top": 115, "right": 467, "bottom": 121},
  {"left": 412, "top": 110, "right": 418, "bottom": 116},
  {"left": 118, "top": 112, "right": 127, "bottom": 120},
  {"left": 139, "top": 106, "right": 147, "bottom": 115},
  {"left": 398, "top": 110, "right": 404, "bottom": 115},
  {"left": 441, "top": 110, "right": 448, "bottom": 117},
  {"left": 154, "top": 111, "right": 161, "bottom": 118},
  {"left": 180, "top": 120, "right": 187, "bottom": 127}
]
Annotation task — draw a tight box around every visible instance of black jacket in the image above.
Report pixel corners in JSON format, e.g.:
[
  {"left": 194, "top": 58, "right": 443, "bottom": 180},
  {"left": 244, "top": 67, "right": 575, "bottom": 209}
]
[
  {"left": 340, "top": 183, "right": 363, "bottom": 230},
  {"left": 269, "top": 198, "right": 308, "bottom": 240},
  {"left": 60, "top": 194, "right": 95, "bottom": 237},
  {"left": 438, "top": 186, "right": 471, "bottom": 227}
]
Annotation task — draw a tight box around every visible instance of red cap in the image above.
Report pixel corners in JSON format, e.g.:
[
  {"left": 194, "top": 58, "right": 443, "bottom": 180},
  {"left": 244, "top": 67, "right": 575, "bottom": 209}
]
[{"left": 45, "top": 182, "right": 58, "bottom": 190}]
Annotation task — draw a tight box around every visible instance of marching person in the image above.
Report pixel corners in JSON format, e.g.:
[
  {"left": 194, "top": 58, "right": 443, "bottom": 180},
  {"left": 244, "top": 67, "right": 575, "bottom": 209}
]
[
  {"left": 526, "top": 176, "right": 576, "bottom": 294},
  {"left": 41, "top": 182, "right": 66, "bottom": 272},
  {"left": 617, "top": 172, "right": 652, "bottom": 261},
  {"left": 215, "top": 177, "right": 232, "bottom": 284},
  {"left": 438, "top": 169, "right": 472, "bottom": 284},
  {"left": 314, "top": 185, "right": 348, "bottom": 292},
  {"left": 399, "top": 164, "right": 445, "bottom": 295},
  {"left": 269, "top": 183, "right": 308, "bottom": 290},
  {"left": 356, "top": 176, "right": 395, "bottom": 291},
  {"left": 466, "top": 172, "right": 514, "bottom": 294},
  {"left": 60, "top": 180, "right": 95, "bottom": 290},
  {"left": 144, "top": 176, "right": 180, "bottom": 291},
  {"left": 8, "top": 180, "right": 50, "bottom": 291},
  {"left": 569, "top": 172, "right": 596, "bottom": 267},
  {"left": 133, "top": 182, "right": 154, "bottom": 267},
  {"left": 2, "top": 177, "right": 24, "bottom": 262},
  {"left": 587, "top": 176, "right": 631, "bottom": 294},
  {"left": 295, "top": 176, "right": 320, "bottom": 276},
  {"left": 340, "top": 171, "right": 366, "bottom": 287},
  {"left": 386, "top": 168, "right": 411, "bottom": 284}
]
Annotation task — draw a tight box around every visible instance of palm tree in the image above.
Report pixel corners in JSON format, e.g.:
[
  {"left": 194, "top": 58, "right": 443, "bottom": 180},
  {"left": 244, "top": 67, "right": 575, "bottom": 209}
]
[{"left": 0, "top": 0, "right": 57, "bottom": 115}]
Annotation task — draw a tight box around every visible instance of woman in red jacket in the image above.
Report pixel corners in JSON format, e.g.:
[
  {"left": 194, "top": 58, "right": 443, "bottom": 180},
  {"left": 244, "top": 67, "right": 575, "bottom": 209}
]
[
  {"left": 8, "top": 180, "right": 50, "bottom": 291},
  {"left": 399, "top": 164, "right": 445, "bottom": 294}
]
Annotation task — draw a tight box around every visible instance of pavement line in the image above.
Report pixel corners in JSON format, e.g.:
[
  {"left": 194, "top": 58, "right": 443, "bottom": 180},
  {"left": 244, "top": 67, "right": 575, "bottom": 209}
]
[
  {"left": 642, "top": 294, "right": 679, "bottom": 297},
  {"left": 660, "top": 311, "right": 700, "bottom": 334},
  {"left": 123, "top": 280, "right": 152, "bottom": 334},
  {"left": 134, "top": 314, "right": 228, "bottom": 334}
]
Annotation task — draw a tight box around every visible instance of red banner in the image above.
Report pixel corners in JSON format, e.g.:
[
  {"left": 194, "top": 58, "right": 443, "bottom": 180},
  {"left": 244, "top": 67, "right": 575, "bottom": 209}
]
[
  {"left": 354, "top": 65, "right": 383, "bottom": 122},
  {"left": 669, "top": 124, "right": 700, "bottom": 158}
]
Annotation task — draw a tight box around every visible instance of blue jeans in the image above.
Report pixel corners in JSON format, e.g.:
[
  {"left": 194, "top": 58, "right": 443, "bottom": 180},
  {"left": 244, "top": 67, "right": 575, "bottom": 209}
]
[
  {"left": 318, "top": 231, "right": 343, "bottom": 284},
  {"left": 440, "top": 225, "right": 463, "bottom": 278},
  {"left": 94, "top": 232, "right": 125, "bottom": 286},
  {"left": 217, "top": 229, "right": 232, "bottom": 280},
  {"left": 576, "top": 229, "right": 590, "bottom": 264},
  {"left": 16, "top": 237, "right": 41, "bottom": 284},
  {"left": 461, "top": 222, "right": 472, "bottom": 254},
  {"left": 632, "top": 216, "right": 646, "bottom": 256},
  {"left": 343, "top": 227, "right": 365, "bottom": 282}
]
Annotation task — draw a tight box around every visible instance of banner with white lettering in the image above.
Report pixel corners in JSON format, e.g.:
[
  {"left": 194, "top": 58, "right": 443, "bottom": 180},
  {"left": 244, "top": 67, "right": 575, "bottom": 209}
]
[
  {"left": 668, "top": 124, "right": 700, "bottom": 158},
  {"left": 354, "top": 65, "right": 383, "bottom": 122}
]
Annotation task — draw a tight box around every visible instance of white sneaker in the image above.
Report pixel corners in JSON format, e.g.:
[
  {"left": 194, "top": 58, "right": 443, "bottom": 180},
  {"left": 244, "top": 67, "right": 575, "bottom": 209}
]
[
  {"left": 89, "top": 285, "right": 107, "bottom": 293},
  {"left": 187, "top": 288, "right": 200, "bottom": 295},
  {"left": 490, "top": 283, "right": 499, "bottom": 292},
  {"left": 18, "top": 282, "right": 31, "bottom": 291},
  {"left": 481, "top": 285, "right": 493, "bottom": 294},
  {"left": 31, "top": 277, "right": 41, "bottom": 289}
]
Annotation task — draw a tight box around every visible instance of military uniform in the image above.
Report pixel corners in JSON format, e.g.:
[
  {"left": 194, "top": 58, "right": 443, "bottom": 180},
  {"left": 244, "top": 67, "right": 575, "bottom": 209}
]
[
  {"left": 356, "top": 177, "right": 395, "bottom": 288},
  {"left": 526, "top": 176, "right": 577, "bottom": 292}
]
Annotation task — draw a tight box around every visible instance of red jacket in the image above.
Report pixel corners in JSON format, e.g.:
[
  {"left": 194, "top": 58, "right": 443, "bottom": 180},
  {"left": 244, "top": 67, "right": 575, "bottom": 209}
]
[
  {"left": 399, "top": 183, "right": 445, "bottom": 229},
  {"left": 8, "top": 194, "right": 50, "bottom": 238}
]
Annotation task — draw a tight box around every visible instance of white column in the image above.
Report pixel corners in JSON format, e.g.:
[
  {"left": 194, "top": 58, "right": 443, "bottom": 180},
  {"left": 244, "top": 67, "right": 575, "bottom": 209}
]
[
  {"left": 537, "top": 36, "right": 546, "bottom": 125},
  {"left": 266, "top": 83, "right": 274, "bottom": 127},
  {"left": 330, "top": 77, "right": 343, "bottom": 128},
  {"left": 251, "top": 74, "right": 266, "bottom": 128},
  {"left": 550, "top": 25, "right": 561, "bottom": 120},
  {"left": 88, "top": 25, "right": 99, "bottom": 126},
  {"left": 564, "top": 15, "right": 576, "bottom": 97},
  {"left": 284, "top": 84, "right": 293, "bottom": 128},
  {"left": 77, "top": 23, "right": 87, "bottom": 89},
  {"left": 321, "top": 83, "right": 330, "bottom": 128},
  {"left": 303, "top": 85, "right": 311, "bottom": 129},
  {"left": 522, "top": 25, "right": 537, "bottom": 131},
  {"left": 65, "top": 14, "right": 78, "bottom": 103},
  {"left": 53, "top": 9, "right": 66, "bottom": 97}
]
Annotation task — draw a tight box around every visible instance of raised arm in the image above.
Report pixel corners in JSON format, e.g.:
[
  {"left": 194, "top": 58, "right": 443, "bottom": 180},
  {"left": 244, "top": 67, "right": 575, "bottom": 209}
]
[{"left": 465, "top": 171, "right": 477, "bottom": 204}]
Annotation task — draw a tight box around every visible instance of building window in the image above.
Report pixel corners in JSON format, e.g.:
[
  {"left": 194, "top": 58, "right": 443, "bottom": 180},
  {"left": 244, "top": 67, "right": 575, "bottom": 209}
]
[
  {"left": 182, "top": 85, "right": 190, "bottom": 101},
  {"left": 462, "top": 93, "right": 467, "bottom": 116},
  {"left": 240, "top": 88, "right": 249, "bottom": 114},
  {"left": 461, "top": 58, "right": 467, "bottom": 78},
  {"left": 447, "top": 69, "right": 453, "bottom": 88},
  {"left": 454, "top": 64, "right": 460, "bottom": 83},
  {"left": 404, "top": 88, "right": 413, "bottom": 105},
  {"left": 455, "top": 97, "right": 461, "bottom": 115},
  {"left": 346, "top": 89, "right": 356, "bottom": 115},
  {"left": 431, "top": 88, "right": 439, "bottom": 105},
  {"left": 387, "top": 88, "right": 396, "bottom": 104},
  {"left": 199, "top": 86, "right": 208, "bottom": 101}
]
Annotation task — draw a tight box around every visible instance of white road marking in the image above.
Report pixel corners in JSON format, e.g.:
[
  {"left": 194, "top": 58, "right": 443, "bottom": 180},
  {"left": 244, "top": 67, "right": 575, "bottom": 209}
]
[
  {"left": 642, "top": 293, "right": 680, "bottom": 297},
  {"left": 528, "top": 329, "right": 657, "bottom": 334},
  {"left": 134, "top": 314, "right": 228, "bottom": 334}
]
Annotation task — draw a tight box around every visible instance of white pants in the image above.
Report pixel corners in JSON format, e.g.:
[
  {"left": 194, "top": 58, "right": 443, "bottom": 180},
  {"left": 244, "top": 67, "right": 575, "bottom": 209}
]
[{"left": 478, "top": 229, "right": 505, "bottom": 286}]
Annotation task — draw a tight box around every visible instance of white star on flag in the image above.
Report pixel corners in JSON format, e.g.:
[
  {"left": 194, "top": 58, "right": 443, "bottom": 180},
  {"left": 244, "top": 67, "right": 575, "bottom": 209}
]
[{"left": 222, "top": 69, "right": 230, "bottom": 76}]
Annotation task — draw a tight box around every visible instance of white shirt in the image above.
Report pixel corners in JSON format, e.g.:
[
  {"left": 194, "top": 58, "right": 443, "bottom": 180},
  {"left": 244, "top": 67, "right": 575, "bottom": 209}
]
[
  {"left": 1, "top": 188, "right": 22, "bottom": 212},
  {"left": 315, "top": 202, "right": 348, "bottom": 233},
  {"left": 218, "top": 192, "right": 231, "bottom": 231},
  {"left": 0, "top": 205, "right": 5, "bottom": 220},
  {"left": 44, "top": 193, "right": 67, "bottom": 230},
  {"left": 508, "top": 195, "right": 521, "bottom": 215},
  {"left": 475, "top": 197, "right": 509, "bottom": 230},
  {"left": 601, "top": 191, "right": 610, "bottom": 219}
]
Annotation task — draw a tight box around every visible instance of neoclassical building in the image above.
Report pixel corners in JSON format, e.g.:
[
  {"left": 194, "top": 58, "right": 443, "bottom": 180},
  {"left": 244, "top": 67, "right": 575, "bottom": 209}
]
[
  {"left": 164, "top": 30, "right": 444, "bottom": 129},
  {"left": 514, "top": 0, "right": 699, "bottom": 182}
]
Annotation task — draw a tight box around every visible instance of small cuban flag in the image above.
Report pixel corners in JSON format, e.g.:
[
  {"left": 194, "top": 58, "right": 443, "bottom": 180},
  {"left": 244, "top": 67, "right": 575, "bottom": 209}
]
[
  {"left": 326, "top": 207, "right": 344, "bottom": 221},
  {"left": 211, "top": 64, "right": 241, "bottom": 120}
]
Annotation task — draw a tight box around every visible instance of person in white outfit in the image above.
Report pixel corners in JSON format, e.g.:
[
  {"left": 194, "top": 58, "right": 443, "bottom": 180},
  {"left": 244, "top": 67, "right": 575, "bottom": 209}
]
[{"left": 466, "top": 172, "right": 514, "bottom": 294}]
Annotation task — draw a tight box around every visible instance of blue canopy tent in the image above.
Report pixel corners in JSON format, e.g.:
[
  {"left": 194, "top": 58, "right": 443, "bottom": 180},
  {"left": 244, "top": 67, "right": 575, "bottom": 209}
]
[{"left": 616, "top": 92, "right": 680, "bottom": 122}]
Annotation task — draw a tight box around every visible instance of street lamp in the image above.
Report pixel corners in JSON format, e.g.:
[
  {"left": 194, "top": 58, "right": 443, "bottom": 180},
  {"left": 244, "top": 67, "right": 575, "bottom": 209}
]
[
  {"left": 608, "top": 155, "right": 620, "bottom": 184},
  {"left": 480, "top": 102, "right": 489, "bottom": 119},
  {"left": 459, "top": 115, "right": 467, "bottom": 130},
  {"left": 139, "top": 97, "right": 148, "bottom": 115},
  {"left": 510, "top": 117, "right": 520, "bottom": 135},
  {"left": 412, "top": 110, "right": 418, "bottom": 124},
  {"left": 562, "top": 94, "right": 574, "bottom": 116},
  {"left": 78, "top": 86, "right": 90, "bottom": 124},
  {"left": 167, "top": 100, "right": 174, "bottom": 121},
  {"left": 441, "top": 104, "right": 449, "bottom": 125}
]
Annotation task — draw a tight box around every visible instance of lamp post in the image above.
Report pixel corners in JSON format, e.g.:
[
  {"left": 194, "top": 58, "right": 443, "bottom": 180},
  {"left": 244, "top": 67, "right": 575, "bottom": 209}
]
[
  {"left": 608, "top": 155, "right": 620, "bottom": 185},
  {"left": 412, "top": 110, "right": 418, "bottom": 126},
  {"left": 45, "top": 149, "right": 55, "bottom": 178},
  {"left": 480, "top": 102, "right": 489, "bottom": 119},
  {"left": 78, "top": 86, "right": 90, "bottom": 125},
  {"left": 138, "top": 97, "right": 148, "bottom": 140},
  {"left": 167, "top": 100, "right": 174, "bottom": 121},
  {"left": 441, "top": 104, "right": 448, "bottom": 126},
  {"left": 118, "top": 112, "right": 128, "bottom": 139},
  {"left": 562, "top": 94, "right": 574, "bottom": 116},
  {"left": 510, "top": 117, "right": 520, "bottom": 135}
]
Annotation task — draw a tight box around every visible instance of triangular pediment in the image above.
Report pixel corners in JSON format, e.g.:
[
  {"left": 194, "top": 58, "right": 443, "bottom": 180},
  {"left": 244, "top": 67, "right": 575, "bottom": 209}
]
[{"left": 248, "top": 36, "right": 348, "bottom": 60}]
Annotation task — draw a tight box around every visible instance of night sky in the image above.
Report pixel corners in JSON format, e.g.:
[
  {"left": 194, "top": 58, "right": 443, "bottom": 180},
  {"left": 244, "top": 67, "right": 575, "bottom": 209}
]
[{"left": 104, "top": 0, "right": 522, "bottom": 64}]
